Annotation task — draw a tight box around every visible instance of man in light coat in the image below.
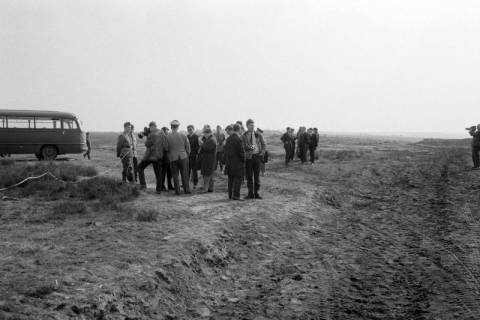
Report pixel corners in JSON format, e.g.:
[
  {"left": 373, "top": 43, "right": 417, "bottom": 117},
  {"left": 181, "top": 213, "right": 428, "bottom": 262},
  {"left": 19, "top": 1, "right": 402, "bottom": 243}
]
[{"left": 166, "top": 120, "right": 191, "bottom": 195}]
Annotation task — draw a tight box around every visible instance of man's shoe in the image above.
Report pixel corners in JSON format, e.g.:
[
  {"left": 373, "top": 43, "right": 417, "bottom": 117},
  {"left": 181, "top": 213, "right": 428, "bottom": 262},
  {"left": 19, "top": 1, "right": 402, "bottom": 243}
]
[
  {"left": 232, "top": 197, "right": 244, "bottom": 201},
  {"left": 140, "top": 185, "right": 146, "bottom": 190},
  {"left": 254, "top": 194, "right": 263, "bottom": 200},
  {"left": 185, "top": 191, "right": 192, "bottom": 194},
  {"left": 244, "top": 195, "right": 254, "bottom": 200}
]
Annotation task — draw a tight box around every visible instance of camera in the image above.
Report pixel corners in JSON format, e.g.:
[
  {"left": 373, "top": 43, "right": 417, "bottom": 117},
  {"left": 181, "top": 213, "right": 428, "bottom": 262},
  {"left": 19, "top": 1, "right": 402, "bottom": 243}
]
[
  {"left": 466, "top": 126, "right": 476, "bottom": 131},
  {"left": 138, "top": 126, "right": 151, "bottom": 139}
]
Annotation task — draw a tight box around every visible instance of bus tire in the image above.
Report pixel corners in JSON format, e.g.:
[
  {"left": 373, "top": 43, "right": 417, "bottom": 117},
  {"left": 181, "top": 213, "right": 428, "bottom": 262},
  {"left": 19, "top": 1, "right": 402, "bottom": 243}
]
[
  {"left": 41, "top": 145, "right": 57, "bottom": 161},
  {"left": 35, "top": 153, "right": 42, "bottom": 160}
]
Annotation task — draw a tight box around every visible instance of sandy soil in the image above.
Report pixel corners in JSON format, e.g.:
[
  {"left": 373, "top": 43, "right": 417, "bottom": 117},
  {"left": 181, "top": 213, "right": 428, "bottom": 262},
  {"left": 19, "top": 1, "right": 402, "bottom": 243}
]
[{"left": 1, "top": 136, "right": 479, "bottom": 319}]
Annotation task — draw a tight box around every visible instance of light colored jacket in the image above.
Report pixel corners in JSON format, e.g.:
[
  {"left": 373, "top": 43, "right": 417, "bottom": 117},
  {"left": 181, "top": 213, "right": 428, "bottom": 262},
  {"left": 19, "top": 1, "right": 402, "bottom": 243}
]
[
  {"left": 166, "top": 131, "right": 191, "bottom": 161},
  {"left": 242, "top": 131, "right": 266, "bottom": 160}
]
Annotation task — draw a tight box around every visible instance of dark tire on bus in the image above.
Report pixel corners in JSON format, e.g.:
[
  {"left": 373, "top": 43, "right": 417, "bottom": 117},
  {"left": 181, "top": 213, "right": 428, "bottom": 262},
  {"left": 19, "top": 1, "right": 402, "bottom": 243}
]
[{"left": 40, "top": 145, "right": 58, "bottom": 161}]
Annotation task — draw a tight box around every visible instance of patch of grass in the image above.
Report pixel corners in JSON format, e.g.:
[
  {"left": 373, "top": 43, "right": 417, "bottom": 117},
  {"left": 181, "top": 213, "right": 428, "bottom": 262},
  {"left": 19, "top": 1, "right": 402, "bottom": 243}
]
[
  {"left": 21, "top": 180, "right": 67, "bottom": 200},
  {"left": 136, "top": 208, "right": 158, "bottom": 222},
  {"left": 0, "top": 162, "right": 97, "bottom": 188},
  {"left": 76, "top": 177, "right": 140, "bottom": 203},
  {"left": 0, "top": 158, "right": 15, "bottom": 166},
  {"left": 48, "top": 201, "right": 88, "bottom": 220}
]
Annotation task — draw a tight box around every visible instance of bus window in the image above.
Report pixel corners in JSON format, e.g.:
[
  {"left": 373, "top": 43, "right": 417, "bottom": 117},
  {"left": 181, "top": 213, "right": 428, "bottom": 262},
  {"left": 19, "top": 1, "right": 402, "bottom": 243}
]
[
  {"left": 62, "top": 119, "right": 78, "bottom": 130},
  {"left": 35, "top": 118, "right": 61, "bottom": 129},
  {"left": 0, "top": 117, "right": 5, "bottom": 128},
  {"left": 7, "top": 117, "right": 34, "bottom": 129}
]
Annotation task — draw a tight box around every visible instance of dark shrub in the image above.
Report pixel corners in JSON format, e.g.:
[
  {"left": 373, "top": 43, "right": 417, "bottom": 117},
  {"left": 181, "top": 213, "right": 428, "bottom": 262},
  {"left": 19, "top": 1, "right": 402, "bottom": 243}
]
[
  {"left": 21, "top": 180, "right": 67, "bottom": 200},
  {"left": 76, "top": 177, "right": 140, "bottom": 203},
  {"left": 0, "top": 158, "right": 15, "bottom": 166},
  {"left": 136, "top": 209, "right": 158, "bottom": 222}
]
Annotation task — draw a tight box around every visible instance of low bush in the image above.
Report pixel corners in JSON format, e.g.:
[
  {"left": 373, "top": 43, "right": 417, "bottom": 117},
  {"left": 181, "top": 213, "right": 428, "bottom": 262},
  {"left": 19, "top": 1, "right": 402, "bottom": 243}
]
[
  {"left": 76, "top": 177, "right": 140, "bottom": 202},
  {"left": 136, "top": 209, "right": 158, "bottom": 222},
  {"left": 0, "top": 162, "right": 97, "bottom": 188}
]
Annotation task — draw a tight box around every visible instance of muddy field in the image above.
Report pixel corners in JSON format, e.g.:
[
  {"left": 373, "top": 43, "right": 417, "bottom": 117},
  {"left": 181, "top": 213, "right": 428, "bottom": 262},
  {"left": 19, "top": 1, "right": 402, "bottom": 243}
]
[{"left": 1, "top": 135, "right": 479, "bottom": 319}]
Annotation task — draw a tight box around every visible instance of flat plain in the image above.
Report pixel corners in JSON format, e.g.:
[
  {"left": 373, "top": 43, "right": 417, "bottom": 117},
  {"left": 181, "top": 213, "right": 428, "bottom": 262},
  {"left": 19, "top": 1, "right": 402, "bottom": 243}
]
[{"left": 1, "top": 133, "right": 479, "bottom": 320}]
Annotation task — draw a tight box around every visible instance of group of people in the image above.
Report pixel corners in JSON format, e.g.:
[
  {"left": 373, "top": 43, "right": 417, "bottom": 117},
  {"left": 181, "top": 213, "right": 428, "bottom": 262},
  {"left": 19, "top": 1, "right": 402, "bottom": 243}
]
[
  {"left": 116, "top": 119, "right": 266, "bottom": 200},
  {"left": 281, "top": 127, "right": 319, "bottom": 166}
]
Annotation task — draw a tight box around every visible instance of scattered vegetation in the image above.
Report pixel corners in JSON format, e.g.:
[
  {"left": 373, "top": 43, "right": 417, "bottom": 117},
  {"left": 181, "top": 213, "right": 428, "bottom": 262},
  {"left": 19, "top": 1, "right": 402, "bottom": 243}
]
[{"left": 136, "top": 208, "right": 159, "bottom": 222}]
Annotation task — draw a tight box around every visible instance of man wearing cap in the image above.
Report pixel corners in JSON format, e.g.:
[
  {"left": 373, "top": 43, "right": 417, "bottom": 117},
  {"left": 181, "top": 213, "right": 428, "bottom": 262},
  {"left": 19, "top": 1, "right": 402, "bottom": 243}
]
[
  {"left": 116, "top": 122, "right": 134, "bottom": 183},
  {"left": 242, "top": 119, "right": 266, "bottom": 199},
  {"left": 138, "top": 121, "right": 168, "bottom": 193},
  {"left": 199, "top": 125, "right": 217, "bottom": 192},
  {"left": 225, "top": 124, "right": 245, "bottom": 200},
  {"left": 166, "top": 120, "right": 191, "bottom": 195},
  {"left": 187, "top": 125, "right": 200, "bottom": 188}
]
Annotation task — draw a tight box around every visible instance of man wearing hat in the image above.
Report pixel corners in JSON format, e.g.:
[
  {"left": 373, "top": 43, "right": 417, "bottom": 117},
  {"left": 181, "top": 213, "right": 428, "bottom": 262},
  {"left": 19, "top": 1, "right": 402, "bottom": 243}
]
[
  {"left": 281, "top": 127, "right": 294, "bottom": 166},
  {"left": 242, "top": 119, "right": 266, "bottom": 199},
  {"left": 199, "top": 125, "right": 217, "bottom": 192},
  {"left": 116, "top": 122, "right": 134, "bottom": 183},
  {"left": 138, "top": 121, "right": 168, "bottom": 193},
  {"left": 166, "top": 120, "right": 191, "bottom": 195}
]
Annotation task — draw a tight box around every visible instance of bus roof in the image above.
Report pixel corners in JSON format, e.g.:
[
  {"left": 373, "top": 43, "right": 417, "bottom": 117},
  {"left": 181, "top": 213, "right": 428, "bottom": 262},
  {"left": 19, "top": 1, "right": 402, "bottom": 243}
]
[{"left": 0, "top": 109, "right": 78, "bottom": 119}]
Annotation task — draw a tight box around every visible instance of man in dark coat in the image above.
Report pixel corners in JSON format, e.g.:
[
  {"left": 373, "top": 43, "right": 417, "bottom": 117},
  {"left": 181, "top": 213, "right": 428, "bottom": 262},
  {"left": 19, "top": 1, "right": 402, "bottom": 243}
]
[
  {"left": 138, "top": 121, "right": 168, "bottom": 193},
  {"left": 166, "top": 120, "right": 191, "bottom": 195},
  {"left": 199, "top": 125, "right": 217, "bottom": 192},
  {"left": 225, "top": 124, "right": 245, "bottom": 200},
  {"left": 161, "top": 127, "right": 174, "bottom": 190},
  {"left": 187, "top": 125, "right": 200, "bottom": 188},
  {"left": 297, "top": 127, "right": 309, "bottom": 164},
  {"left": 469, "top": 124, "right": 480, "bottom": 169},
  {"left": 281, "top": 127, "right": 294, "bottom": 166},
  {"left": 308, "top": 128, "right": 318, "bottom": 164}
]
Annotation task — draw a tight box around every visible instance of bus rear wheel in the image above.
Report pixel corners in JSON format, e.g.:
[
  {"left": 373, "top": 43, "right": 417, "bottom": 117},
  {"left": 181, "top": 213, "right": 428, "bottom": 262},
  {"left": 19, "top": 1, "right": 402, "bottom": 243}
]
[
  {"left": 35, "top": 153, "right": 42, "bottom": 160},
  {"left": 41, "top": 146, "right": 57, "bottom": 161}
]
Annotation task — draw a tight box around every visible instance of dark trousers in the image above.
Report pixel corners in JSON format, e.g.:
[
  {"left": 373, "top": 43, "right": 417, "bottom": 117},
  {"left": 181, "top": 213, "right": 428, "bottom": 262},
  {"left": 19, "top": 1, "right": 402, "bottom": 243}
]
[
  {"left": 291, "top": 142, "right": 296, "bottom": 160},
  {"left": 216, "top": 151, "right": 224, "bottom": 170},
  {"left": 245, "top": 154, "right": 261, "bottom": 196},
  {"left": 170, "top": 158, "right": 190, "bottom": 194},
  {"left": 284, "top": 145, "right": 293, "bottom": 165},
  {"left": 473, "top": 146, "right": 480, "bottom": 168},
  {"left": 189, "top": 155, "right": 199, "bottom": 186},
  {"left": 299, "top": 145, "right": 308, "bottom": 163},
  {"left": 121, "top": 156, "right": 133, "bottom": 182},
  {"left": 228, "top": 175, "right": 242, "bottom": 199},
  {"left": 132, "top": 156, "right": 139, "bottom": 182},
  {"left": 309, "top": 147, "right": 316, "bottom": 163},
  {"left": 138, "top": 159, "right": 162, "bottom": 191},
  {"left": 83, "top": 148, "right": 91, "bottom": 160},
  {"left": 161, "top": 158, "right": 173, "bottom": 190}
]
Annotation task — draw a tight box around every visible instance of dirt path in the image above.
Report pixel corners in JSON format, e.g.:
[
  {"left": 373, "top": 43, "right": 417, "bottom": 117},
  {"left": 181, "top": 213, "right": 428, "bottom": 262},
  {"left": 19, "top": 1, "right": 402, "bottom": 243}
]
[{"left": 1, "top": 141, "right": 480, "bottom": 319}]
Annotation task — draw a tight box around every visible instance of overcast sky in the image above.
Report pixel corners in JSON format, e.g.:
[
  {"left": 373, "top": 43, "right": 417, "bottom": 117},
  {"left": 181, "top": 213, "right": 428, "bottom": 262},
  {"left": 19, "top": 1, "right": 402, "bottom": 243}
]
[{"left": 1, "top": 0, "right": 479, "bottom": 135}]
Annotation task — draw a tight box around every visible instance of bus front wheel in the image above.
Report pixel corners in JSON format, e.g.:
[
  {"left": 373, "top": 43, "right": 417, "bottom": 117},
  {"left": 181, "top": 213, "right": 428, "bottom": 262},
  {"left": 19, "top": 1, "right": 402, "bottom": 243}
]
[{"left": 41, "top": 146, "right": 57, "bottom": 161}]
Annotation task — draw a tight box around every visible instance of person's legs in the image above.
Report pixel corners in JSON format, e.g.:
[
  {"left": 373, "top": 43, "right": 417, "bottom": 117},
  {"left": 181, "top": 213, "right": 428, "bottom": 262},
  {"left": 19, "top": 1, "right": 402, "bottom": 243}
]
[
  {"left": 473, "top": 146, "right": 480, "bottom": 168},
  {"left": 252, "top": 154, "right": 261, "bottom": 197},
  {"left": 179, "top": 157, "right": 190, "bottom": 193},
  {"left": 227, "top": 175, "right": 233, "bottom": 199},
  {"left": 208, "top": 174, "right": 214, "bottom": 192},
  {"left": 138, "top": 159, "right": 151, "bottom": 188},
  {"left": 202, "top": 175, "right": 210, "bottom": 191},
  {"left": 126, "top": 157, "right": 134, "bottom": 183},
  {"left": 189, "top": 155, "right": 198, "bottom": 187},
  {"left": 132, "top": 156, "right": 139, "bottom": 182},
  {"left": 309, "top": 148, "right": 315, "bottom": 163},
  {"left": 245, "top": 158, "right": 254, "bottom": 198},
  {"left": 233, "top": 176, "right": 242, "bottom": 199},
  {"left": 153, "top": 160, "right": 163, "bottom": 192},
  {"left": 170, "top": 160, "right": 181, "bottom": 195},
  {"left": 284, "top": 147, "right": 290, "bottom": 166}
]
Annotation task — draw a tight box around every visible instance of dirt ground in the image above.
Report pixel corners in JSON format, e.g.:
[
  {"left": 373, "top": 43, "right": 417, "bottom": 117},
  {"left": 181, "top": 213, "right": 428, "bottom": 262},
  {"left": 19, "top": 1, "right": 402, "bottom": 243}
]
[{"left": 1, "top": 135, "right": 480, "bottom": 319}]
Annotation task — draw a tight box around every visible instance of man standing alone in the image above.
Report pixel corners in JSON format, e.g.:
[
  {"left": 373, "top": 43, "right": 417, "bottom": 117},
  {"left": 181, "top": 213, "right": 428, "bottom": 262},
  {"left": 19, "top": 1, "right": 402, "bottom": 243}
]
[
  {"left": 242, "top": 119, "right": 266, "bottom": 199},
  {"left": 469, "top": 124, "right": 480, "bottom": 170},
  {"left": 116, "top": 122, "right": 134, "bottom": 183},
  {"left": 167, "top": 120, "right": 191, "bottom": 195},
  {"left": 225, "top": 124, "right": 245, "bottom": 200}
]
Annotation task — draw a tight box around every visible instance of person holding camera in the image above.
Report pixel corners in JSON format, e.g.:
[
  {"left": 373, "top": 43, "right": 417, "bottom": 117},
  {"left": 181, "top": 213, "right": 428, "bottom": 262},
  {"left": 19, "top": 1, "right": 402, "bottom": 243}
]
[
  {"left": 242, "top": 119, "right": 266, "bottom": 199},
  {"left": 166, "top": 120, "right": 191, "bottom": 195},
  {"left": 137, "top": 121, "right": 168, "bottom": 193},
  {"left": 468, "top": 124, "right": 480, "bottom": 170},
  {"left": 116, "top": 122, "right": 134, "bottom": 183}
]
